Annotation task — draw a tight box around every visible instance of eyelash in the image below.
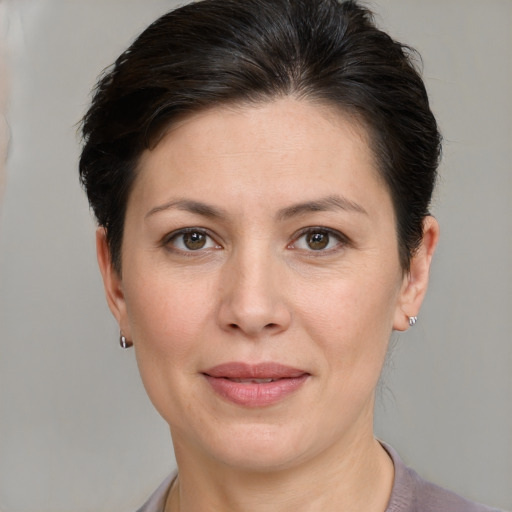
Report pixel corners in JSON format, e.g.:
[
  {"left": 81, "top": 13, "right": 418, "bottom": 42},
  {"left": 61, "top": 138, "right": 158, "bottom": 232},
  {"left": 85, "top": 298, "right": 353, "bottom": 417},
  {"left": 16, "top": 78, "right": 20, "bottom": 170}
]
[
  {"left": 162, "top": 228, "right": 221, "bottom": 255},
  {"left": 289, "top": 227, "right": 349, "bottom": 254},
  {"left": 162, "top": 227, "right": 350, "bottom": 255}
]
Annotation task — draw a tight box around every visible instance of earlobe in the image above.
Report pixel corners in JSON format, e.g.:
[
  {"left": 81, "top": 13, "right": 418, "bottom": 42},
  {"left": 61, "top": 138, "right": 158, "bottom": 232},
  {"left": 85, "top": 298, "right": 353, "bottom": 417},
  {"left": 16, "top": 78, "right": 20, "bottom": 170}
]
[
  {"left": 96, "top": 228, "right": 131, "bottom": 338},
  {"left": 393, "top": 216, "right": 440, "bottom": 331}
]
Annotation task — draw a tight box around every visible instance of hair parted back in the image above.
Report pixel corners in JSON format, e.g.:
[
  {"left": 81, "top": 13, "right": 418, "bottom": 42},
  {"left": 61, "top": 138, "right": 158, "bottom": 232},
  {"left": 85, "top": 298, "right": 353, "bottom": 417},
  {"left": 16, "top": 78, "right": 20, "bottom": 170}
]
[{"left": 79, "top": 0, "right": 441, "bottom": 273}]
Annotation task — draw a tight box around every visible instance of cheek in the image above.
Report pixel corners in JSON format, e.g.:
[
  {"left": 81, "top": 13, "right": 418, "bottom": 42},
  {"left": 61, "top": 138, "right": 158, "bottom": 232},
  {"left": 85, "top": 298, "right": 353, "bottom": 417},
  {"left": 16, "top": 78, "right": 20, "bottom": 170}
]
[
  {"left": 295, "top": 270, "right": 399, "bottom": 377},
  {"left": 122, "top": 269, "right": 217, "bottom": 421},
  {"left": 123, "top": 268, "right": 215, "bottom": 361}
]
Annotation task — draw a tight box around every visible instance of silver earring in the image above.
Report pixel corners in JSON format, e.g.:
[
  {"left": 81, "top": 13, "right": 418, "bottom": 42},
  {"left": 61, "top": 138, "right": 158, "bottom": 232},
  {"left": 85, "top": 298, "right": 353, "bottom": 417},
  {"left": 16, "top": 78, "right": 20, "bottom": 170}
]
[
  {"left": 119, "top": 333, "right": 133, "bottom": 349},
  {"left": 408, "top": 316, "right": 418, "bottom": 327}
]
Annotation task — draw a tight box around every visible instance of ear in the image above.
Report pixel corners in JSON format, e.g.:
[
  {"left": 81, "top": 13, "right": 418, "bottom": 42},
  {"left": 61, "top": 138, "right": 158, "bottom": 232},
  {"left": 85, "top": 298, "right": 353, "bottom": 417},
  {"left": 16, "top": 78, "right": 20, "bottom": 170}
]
[
  {"left": 393, "top": 216, "right": 440, "bottom": 331},
  {"left": 96, "top": 228, "right": 131, "bottom": 339}
]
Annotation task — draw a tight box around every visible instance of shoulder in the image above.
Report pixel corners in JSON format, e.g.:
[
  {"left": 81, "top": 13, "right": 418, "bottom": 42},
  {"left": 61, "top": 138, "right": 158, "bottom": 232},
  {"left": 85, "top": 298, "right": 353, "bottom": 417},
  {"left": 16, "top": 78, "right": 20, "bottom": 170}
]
[
  {"left": 136, "top": 450, "right": 506, "bottom": 512},
  {"left": 382, "top": 443, "right": 504, "bottom": 512},
  {"left": 135, "top": 474, "right": 175, "bottom": 512}
]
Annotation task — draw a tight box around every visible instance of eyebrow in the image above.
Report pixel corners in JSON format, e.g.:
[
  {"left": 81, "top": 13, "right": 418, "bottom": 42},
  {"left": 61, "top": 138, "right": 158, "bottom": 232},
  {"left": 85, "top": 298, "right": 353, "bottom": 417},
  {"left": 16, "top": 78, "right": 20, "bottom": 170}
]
[
  {"left": 145, "top": 199, "right": 227, "bottom": 219},
  {"left": 277, "top": 194, "right": 367, "bottom": 221},
  {"left": 145, "top": 194, "right": 367, "bottom": 221}
]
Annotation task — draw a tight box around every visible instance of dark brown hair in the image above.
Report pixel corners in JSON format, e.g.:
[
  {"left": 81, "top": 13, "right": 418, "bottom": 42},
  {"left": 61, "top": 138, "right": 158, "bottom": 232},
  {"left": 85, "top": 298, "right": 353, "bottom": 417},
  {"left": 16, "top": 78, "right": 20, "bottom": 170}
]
[{"left": 79, "top": 0, "right": 441, "bottom": 273}]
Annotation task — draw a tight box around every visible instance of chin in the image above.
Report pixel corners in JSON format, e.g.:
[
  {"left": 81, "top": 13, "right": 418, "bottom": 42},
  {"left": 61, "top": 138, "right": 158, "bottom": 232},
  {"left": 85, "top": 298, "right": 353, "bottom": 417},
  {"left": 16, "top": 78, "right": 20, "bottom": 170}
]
[
  {"left": 171, "top": 416, "right": 309, "bottom": 472},
  {"left": 178, "top": 419, "right": 314, "bottom": 473},
  {"left": 215, "top": 439, "right": 308, "bottom": 472}
]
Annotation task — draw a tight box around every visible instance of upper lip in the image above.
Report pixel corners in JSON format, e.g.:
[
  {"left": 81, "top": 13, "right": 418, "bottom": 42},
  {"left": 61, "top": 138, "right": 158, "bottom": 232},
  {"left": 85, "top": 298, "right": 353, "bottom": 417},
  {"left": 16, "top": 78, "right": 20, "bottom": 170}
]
[{"left": 203, "top": 362, "right": 308, "bottom": 379}]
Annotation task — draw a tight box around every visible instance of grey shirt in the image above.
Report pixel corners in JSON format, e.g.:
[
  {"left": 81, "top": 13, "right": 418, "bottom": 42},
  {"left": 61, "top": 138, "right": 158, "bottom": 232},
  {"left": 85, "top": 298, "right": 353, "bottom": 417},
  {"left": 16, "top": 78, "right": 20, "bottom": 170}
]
[
  {"left": 381, "top": 444, "right": 502, "bottom": 512},
  {"left": 137, "top": 444, "right": 503, "bottom": 512}
]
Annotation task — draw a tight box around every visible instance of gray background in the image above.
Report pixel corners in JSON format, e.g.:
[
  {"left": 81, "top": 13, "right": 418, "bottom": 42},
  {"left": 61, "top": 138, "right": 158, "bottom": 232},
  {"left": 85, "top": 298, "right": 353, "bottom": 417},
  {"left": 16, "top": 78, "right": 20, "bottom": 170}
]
[{"left": 0, "top": 1, "right": 510, "bottom": 511}]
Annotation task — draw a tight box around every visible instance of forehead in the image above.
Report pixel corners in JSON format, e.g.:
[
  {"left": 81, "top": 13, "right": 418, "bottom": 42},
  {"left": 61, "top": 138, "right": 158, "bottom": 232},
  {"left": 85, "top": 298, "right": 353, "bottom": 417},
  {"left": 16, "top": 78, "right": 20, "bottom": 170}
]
[
  {"left": 132, "top": 98, "right": 390, "bottom": 217},
  {"left": 151, "top": 98, "right": 373, "bottom": 159}
]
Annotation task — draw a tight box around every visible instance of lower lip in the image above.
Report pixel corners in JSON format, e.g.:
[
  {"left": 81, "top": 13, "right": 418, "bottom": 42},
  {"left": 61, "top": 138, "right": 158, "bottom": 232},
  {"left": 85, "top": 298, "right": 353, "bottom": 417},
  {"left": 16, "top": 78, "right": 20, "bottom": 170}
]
[{"left": 204, "top": 374, "right": 309, "bottom": 407}]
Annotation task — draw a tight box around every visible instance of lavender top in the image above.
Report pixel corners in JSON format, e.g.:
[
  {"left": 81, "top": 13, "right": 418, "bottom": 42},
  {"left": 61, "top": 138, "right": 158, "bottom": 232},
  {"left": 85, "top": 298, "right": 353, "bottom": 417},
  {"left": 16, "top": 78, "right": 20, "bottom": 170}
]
[
  {"left": 136, "top": 444, "right": 504, "bottom": 512},
  {"left": 381, "top": 444, "right": 502, "bottom": 512}
]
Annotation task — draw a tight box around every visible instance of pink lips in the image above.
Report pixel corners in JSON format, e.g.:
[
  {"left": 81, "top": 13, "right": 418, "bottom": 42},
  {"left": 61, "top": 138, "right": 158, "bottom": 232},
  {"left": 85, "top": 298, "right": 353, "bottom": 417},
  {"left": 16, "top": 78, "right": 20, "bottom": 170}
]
[{"left": 203, "top": 362, "right": 309, "bottom": 407}]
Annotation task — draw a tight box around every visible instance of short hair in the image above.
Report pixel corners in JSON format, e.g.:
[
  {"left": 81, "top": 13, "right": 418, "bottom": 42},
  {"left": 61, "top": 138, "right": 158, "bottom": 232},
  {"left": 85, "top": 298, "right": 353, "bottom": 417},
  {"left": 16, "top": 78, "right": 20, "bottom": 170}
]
[{"left": 79, "top": 0, "right": 441, "bottom": 273}]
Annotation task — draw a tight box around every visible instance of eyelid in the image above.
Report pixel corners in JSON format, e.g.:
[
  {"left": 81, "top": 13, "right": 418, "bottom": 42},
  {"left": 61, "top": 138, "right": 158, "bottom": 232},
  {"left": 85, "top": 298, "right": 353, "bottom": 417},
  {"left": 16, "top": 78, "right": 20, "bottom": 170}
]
[
  {"left": 288, "top": 226, "right": 350, "bottom": 252},
  {"left": 162, "top": 227, "right": 222, "bottom": 252},
  {"left": 161, "top": 226, "right": 349, "bottom": 254}
]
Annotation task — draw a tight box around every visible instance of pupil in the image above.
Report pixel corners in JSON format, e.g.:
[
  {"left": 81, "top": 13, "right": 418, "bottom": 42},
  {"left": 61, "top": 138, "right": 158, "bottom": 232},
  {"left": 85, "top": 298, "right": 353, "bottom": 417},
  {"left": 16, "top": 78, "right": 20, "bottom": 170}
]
[
  {"left": 307, "top": 232, "right": 329, "bottom": 250},
  {"left": 184, "top": 232, "right": 206, "bottom": 250}
]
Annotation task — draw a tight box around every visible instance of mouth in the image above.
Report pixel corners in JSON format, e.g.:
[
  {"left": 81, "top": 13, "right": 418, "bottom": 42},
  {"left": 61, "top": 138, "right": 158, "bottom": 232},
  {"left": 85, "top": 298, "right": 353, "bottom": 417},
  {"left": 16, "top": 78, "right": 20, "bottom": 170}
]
[
  {"left": 202, "top": 362, "right": 310, "bottom": 407},
  {"left": 228, "top": 378, "right": 276, "bottom": 383}
]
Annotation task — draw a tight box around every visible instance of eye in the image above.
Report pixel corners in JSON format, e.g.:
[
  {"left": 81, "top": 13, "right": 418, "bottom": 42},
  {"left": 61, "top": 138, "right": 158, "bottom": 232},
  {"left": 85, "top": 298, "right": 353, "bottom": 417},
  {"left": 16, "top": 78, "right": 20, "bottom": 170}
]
[
  {"left": 290, "top": 228, "right": 345, "bottom": 252},
  {"left": 166, "top": 229, "right": 220, "bottom": 252}
]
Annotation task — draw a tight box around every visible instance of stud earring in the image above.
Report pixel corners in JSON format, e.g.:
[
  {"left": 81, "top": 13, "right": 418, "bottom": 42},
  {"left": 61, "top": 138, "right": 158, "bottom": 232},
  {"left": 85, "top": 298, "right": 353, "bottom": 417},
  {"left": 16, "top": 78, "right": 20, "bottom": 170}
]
[
  {"left": 119, "top": 333, "right": 133, "bottom": 349},
  {"left": 408, "top": 316, "right": 418, "bottom": 327}
]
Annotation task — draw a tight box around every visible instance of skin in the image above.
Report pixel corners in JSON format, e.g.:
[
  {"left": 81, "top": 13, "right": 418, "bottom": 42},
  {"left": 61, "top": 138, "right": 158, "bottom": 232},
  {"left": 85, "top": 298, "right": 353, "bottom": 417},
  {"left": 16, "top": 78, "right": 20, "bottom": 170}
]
[{"left": 97, "top": 98, "right": 439, "bottom": 512}]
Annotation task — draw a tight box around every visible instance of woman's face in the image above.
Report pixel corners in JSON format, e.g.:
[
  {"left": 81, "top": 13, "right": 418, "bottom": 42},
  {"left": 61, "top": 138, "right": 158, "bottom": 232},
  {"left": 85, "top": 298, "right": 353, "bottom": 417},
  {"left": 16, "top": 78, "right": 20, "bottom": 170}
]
[{"left": 99, "top": 98, "right": 432, "bottom": 471}]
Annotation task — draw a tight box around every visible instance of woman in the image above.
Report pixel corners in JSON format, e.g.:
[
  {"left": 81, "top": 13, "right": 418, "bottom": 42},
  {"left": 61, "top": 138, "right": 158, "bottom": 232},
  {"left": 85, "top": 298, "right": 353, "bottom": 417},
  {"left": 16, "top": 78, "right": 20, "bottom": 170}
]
[{"left": 79, "top": 1, "right": 502, "bottom": 511}]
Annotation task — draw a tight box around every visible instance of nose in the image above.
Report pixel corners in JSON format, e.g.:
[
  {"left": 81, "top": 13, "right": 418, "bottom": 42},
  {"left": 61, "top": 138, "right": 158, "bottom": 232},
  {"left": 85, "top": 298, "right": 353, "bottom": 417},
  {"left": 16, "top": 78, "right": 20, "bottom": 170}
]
[{"left": 217, "top": 245, "right": 292, "bottom": 338}]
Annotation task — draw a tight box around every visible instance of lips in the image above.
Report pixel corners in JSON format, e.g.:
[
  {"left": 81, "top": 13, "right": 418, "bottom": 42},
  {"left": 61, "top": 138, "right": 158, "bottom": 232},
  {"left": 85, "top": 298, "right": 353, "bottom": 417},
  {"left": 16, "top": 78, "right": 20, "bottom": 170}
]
[{"left": 203, "top": 362, "right": 309, "bottom": 407}]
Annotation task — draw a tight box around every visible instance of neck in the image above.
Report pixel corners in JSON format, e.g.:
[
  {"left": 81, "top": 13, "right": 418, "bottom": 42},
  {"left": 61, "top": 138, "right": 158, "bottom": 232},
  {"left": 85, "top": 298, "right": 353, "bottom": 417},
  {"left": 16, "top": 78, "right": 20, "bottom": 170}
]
[{"left": 166, "top": 433, "right": 394, "bottom": 512}]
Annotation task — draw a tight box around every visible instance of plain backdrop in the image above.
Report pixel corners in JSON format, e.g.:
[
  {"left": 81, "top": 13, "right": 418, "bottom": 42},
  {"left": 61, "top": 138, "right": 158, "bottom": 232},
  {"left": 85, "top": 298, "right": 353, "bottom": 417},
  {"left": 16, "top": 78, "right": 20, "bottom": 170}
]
[{"left": 0, "top": 1, "right": 511, "bottom": 511}]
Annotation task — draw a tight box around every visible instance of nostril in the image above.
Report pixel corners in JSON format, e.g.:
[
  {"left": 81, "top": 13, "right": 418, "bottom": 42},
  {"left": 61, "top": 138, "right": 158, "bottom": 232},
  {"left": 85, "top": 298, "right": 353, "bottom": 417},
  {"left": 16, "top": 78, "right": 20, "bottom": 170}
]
[{"left": 227, "top": 322, "right": 278, "bottom": 331}]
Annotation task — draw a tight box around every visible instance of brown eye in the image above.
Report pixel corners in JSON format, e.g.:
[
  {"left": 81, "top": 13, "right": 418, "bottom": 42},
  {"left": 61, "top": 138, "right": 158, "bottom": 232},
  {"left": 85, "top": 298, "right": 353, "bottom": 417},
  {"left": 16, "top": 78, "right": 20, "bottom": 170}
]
[
  {"left": 306, "top": 231, "right": 330, "bottom": 250},
  {"left": 290, "top": 228, "right": 345, "bottom": 253},
  {"left": 182, "top": 231, "right": 207, "bottom": 250},
  {"left": 167, "top": 229, "right": 218, "bottom": 252}
]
